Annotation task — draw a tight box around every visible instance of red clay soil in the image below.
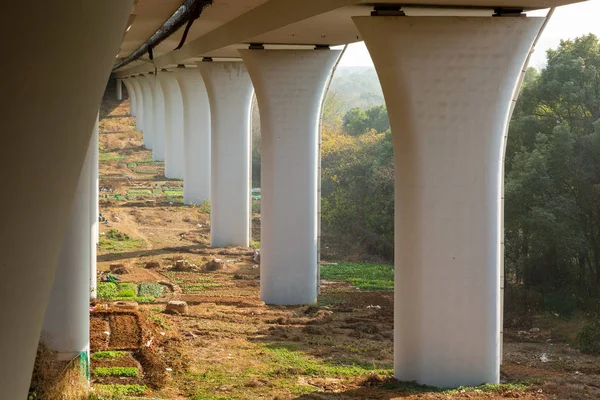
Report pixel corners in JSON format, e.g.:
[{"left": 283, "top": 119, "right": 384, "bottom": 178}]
[
  {"left": 108, "top": 314, "right": 142, "bottom": 349},
  {"left": 90, "top": 317, "right": 110, "bottom": 351}
]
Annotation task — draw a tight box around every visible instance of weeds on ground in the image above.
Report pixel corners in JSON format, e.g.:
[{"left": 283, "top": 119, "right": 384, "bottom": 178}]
[
  {"left": 263, "top": 343, "right": 392, "bottom": 377},
  {"left": 320, "top": 262, "right": 393, "bottom": 290},
  {"left": 99, "top": 229, "right": 144, "bottom": 252},
  {"left": 91, "top": 351, "right": 127, "bottom": 360},
  {"left": 198, "top": 200, "right": 211, "bottom": 214},
  {"left": 91, "top": 384, "right": 146, "bottom": 398},
  {"left": 93, "top": 367, "right": 139, "bottom": 378}
]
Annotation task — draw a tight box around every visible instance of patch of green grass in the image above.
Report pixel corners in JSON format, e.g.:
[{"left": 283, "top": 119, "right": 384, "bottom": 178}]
[
  {"left": 138, "top": 282, "right": 165, "bottom": 298},
  {"left": 99, "top": 152, "right": 125, "bottom": 162},
  {"left": 320, "top": 262, "right": 393, "bottom": 291},
  {"left": 94, "top": 367, "right": 139, "bottom": 378},
  {"left": 99, "top": 229, "right": 145, "bottom": 252},
  {"left": 91, "top": 351, "right": 126, "bottom": 360},
  {"left": 291, "top": 385, "right": 319, "bottom": 395},
  {"left": 190, "top": 395, "right": 236, "bottom": 400},
  {"left": 93, "top": 384, "right": 146, "bottom": 397},
  {"left": 263, "top": 343, "right": 391, "bottom": 378},
  {"left": 97, "top": 282, "right": 119, "bottom": 300}
]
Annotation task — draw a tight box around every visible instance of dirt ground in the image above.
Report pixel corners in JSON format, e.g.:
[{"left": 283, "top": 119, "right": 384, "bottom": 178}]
[{"left": 91, "top": 93, "right": 600, "bottom": 399}]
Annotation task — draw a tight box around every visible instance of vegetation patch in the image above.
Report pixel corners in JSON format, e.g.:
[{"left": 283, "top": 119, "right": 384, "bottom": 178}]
[
  {"left": 320, "top": 262, "right": 393, "bottom": 291},
  {"left": 138, "top": 282, "right": 165, "bottom": 297},
  {"left": 97, "top": 282, "right": 119, "bottom": 300},
  {"left": 114, "top": 295, "right": 155, "bottom": 303},
  {"left": 117, "top": 282, "right": 138, "bottom": 296},
  {"left": 92, "top": 384, "right": 146, "bottom": 397},
  {"left": 94, "top": 366, "right": 139, "bottom": 378},
  {"left": 99, "top": 229, "right": 145, "bottom": 252},
  {"left": 91, "top": 351, "right": 127, "bottom": 360},
  {"left": 264, "top": 343, "right": 391, "bottom": 378},
  {"left": 575, "top": 319, "right": 600, "bottom": 354}
]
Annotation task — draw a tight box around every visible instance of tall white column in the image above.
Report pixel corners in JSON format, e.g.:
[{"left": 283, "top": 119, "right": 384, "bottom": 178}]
[
  {"left": 157, "top": 71, "right": 185, "bottom": 179},
  {"left": 175, "top": 67, "right": 211, "bottom": 205},
  {"left": 42, "top": 129, "right": 93, "bottom": 365},
  {"left": 198, "top": 61, "right": 253, "bottom": 247},
  {"left": 91, "top": 115, "right": 99, "bottom": 299},
  {"left": 353, "top": 16, "right": 544, "bottom": 387},
  {"left": 138, "top": 74, "right": 154, "bottom": 149},
  {"left": 0, "top": 2, "right": 131, "bottom": 396},
  {"left": 116, "top": 78, "right": 123, "bottom": 100},
  {"left": 241, "top": 49, "right": 340, "bottom": 305},
  {"left": 123, "top": 78, "right": 137, "bottom": 116},
  {"left": 131, "top": 77, "right": 144, "bottom": 131},
  {"left": 151, "top": 75, "right": 166, "bottom": 161}
]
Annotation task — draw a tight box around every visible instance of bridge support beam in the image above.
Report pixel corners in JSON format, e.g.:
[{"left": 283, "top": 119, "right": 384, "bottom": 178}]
[
  {"left": 151, "top": 76, "right": 166, "bottom": 161},
  {"left": 0, "top": 1, "right": 131, "bottom": 396},
  {"left": 42, "top": 124, "right": 94, "bottom": 369},
  {"left": 198, "top": 61, "right": 253, "bottom": 247},
  {"left": 116, "top": 78, "right": 123, "bottom": 100},
  {"left": 241, "top": 49, "right": 340, "bottom": 305},
  {"left": 157, "top": 71, "right": 185, "bottom": 179},
  {"left": 138, "top": 75, "right": 154, "bottom": 149},
  {"left": 353, "top": 15, "right": 544, "bottom": 387},
  {"left": 123, "top": 78, "right": 137, "bottom": 116},
  {"left": 175, "top": 67, "right": 211, "bottom": 205},
  {"left": 131, "top": 77, "right": 144, "bottom": 131}
]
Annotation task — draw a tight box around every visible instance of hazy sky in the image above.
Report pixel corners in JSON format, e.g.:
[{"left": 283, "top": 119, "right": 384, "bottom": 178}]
[{"left": 339, "top": 1, "right": 600, "bottom": 69}]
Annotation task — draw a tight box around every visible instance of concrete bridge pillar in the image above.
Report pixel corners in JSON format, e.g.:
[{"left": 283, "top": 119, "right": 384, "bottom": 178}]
[
  {"left": 353, "top": 15, "right": 544, "bottom": 387},
  {"left": 42, "top": 124, "right": 94, "bottom": 368},
  {"left": 151, "top": 75, "right": 166, "bottom": 161},
  {"left": 0, "top": 2, "right": 132, "bottom": 396},
  {"left": 131, "top": 76, "right": 145, "bottom": 131},
  {"left": 123, "top": 78, "right": 137, "bottom": 116},
  {"left": 116, "top": 78, "right": 123, "bottom": 100},
  {"left": 175, "top": 67, "right": 211, "bottom": 205},
  {"left": 198, "top": 61, "right": 253, "bottom": 247},
  {"left": 240, "top": 49, "right": 340, "bottom": 305},
  {"left": 157, "top": 71, "right": 185, "bottom": 179},
  {"left": 138, "top": 74, "right": 154, "bottom": 149}
]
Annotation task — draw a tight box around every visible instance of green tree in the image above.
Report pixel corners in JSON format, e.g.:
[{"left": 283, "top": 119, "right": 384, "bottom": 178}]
[{"left": 505, "top": 34, "right": 600, "bottom": 308}]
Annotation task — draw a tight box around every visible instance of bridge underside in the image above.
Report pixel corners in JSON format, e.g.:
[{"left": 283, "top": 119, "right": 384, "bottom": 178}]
[{"left": 0, "top": 0, "right": 585, "bottom": 398}]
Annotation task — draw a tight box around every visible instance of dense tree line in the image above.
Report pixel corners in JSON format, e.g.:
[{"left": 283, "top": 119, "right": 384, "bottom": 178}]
[{"left": 505, "top": 34, "right": 600, "bottom": 313}]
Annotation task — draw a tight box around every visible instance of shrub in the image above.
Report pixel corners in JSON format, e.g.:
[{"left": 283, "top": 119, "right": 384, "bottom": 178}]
[
  {"left": 575, "top": 319, "right": 600, "bottom": 354},
  {"left": 138, "top": 282, "right": 165, "bottom": 298},
  {"left": 97, "top": 282, "right": 118, "bottom": 299}
]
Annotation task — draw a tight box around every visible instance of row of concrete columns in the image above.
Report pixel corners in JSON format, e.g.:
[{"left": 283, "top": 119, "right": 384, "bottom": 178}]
[
  {"left": 113, "top": 15, "right": 543, "bottom": 387},
  {"left": 4, "top": 9, "right": 546, "bottom": 397}
]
